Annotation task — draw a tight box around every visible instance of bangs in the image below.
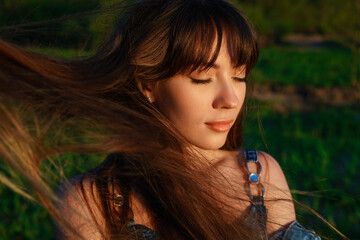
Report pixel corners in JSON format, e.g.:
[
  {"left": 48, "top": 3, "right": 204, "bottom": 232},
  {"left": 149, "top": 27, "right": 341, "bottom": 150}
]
[{"left": 167, "top": 0, "right": 258, "bottom": 75}]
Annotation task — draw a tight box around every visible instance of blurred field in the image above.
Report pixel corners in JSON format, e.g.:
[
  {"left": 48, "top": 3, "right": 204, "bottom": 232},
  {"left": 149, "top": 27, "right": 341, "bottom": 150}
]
[
  {"left": 0, "top": 154, "right": 104, "bottom": 239},
  {"left": 244, "top": 105, "right": 360, "bottom": 239},
  {"left": 252, "top": 47, "right": 356, "bottom": 87}
]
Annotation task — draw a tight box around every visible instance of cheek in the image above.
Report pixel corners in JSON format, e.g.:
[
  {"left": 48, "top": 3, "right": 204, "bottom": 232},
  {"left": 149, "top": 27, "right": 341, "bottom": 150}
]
[
  {"left": 239, "top": 86, "right": 246, "bottom": 108},
  {"left": 234, "top": 82, "right": 246, "bottom": 109},
  {"left": 156, "top": 83, "right": 205, "bottom": 127}
]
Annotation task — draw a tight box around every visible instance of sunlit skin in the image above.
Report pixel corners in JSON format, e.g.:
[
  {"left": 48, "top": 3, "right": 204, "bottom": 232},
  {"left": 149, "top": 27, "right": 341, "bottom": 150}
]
[{"left": 145, "top": 44, "right": 246, "bottom": 155}]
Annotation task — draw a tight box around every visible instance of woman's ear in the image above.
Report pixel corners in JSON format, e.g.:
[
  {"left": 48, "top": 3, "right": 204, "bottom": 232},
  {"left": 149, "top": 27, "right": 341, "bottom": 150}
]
[{"left": 137, "top": 81, "right": 157, "bottom": 103}]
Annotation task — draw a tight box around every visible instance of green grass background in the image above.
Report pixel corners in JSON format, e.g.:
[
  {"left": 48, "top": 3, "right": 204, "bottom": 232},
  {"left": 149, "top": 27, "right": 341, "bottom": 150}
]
[
  {"left": 244, "top": 105, "right": 360, "bottom": 239},
  {"left": 252, "top": 47, "right": 357, "bottom": 87},
  {"left": 0, "top": 47, "right": 359, "bottom": 239}
]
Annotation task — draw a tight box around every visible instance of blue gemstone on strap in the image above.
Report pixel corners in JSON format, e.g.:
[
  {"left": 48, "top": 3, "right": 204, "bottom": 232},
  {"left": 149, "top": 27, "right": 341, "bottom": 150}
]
[{"left": 249, "top": 173, "right": 259, "bottom": 183}]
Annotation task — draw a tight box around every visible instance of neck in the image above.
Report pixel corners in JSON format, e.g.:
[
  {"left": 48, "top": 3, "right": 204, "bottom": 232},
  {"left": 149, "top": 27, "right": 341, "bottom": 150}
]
[{"left": 187, "top": 146, "right": 239, "bottom": 167}]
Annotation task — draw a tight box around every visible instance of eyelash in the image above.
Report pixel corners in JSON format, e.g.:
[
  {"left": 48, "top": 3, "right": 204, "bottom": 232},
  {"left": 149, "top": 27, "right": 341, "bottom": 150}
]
[
  {"left": 190, "top": 77, "right": 247, "bottom": 85},
  {"left": 190, "top": 77, "right": 211, "bottom": 85},
  {"left": 233, "top": 77, "right": 248, "bottom": 83}
]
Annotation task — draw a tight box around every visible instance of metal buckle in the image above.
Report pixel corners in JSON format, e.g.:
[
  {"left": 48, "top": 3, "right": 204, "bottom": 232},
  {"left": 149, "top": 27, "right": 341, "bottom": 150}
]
[
  {"left": 248, "top": 182, "right": 265, "bottom": 199},
  {"left": 245, "top": 151, "right": 265, "bottom": 199}
]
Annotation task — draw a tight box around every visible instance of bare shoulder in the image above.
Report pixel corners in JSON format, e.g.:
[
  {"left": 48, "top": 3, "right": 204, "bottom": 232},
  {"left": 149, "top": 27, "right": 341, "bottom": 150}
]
[
  {"left": 256, "top": 151, "right": 296, "bottom": 233},
  {"left": 56, "top": 173, "right": 101, "bottom": 206},
  {"left": 256, "top": 151, "right": 286, "bottom": 185},
  {"left": 56, "top": 174, "right": 88, "bottom": 201},
  {"left": 54, "top": 173, "right": 105, "bottom": 240}
]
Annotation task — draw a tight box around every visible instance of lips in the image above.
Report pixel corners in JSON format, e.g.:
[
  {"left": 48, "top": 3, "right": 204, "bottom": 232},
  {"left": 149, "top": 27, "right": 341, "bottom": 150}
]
[{"left": 205, "top": 120, "right": 233, "bottom": 132}]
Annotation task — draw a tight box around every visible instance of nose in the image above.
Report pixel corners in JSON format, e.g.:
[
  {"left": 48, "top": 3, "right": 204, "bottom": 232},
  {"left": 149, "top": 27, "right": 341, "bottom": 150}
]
[{"left": 213, "top": 77, "right": 240, "bottom": 109}]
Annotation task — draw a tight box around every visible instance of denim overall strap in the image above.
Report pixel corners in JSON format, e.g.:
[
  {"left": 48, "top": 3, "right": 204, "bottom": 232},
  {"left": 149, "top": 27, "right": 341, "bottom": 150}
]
[{"left": 244, "top": 149, "right": 268, "bottom": 240}]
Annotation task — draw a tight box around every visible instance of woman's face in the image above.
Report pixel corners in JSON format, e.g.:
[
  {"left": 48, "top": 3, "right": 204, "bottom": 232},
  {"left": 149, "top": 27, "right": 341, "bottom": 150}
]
[{"left": 151, "top": 45, "right": 246, "bottom": 150}]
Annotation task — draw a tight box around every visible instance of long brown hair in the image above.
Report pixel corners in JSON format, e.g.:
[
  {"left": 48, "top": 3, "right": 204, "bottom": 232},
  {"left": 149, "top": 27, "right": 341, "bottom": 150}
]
[{"left": 0, "top": 0, "right": 259, "bottom": 239}]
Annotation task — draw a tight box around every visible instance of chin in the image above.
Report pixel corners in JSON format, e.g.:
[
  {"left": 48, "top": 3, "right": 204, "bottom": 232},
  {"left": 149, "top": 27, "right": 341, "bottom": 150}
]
[{"left": 190, "top": 135, "right": 228, "bottom": 151}]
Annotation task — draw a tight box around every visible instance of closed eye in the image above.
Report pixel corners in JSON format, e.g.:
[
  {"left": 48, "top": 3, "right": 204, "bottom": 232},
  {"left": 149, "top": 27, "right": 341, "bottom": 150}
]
[
  {"left": 190, "top": 77, "right": 212, "bottom": 85},
  {"left": 233, "top": 77, "right": 247, "bottom": 83}
]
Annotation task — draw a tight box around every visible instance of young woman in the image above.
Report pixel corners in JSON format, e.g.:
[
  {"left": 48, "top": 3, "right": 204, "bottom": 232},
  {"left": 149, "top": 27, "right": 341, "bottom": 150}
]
[{"left": 0, "top": 0, "right": 321, "bottom": 239}]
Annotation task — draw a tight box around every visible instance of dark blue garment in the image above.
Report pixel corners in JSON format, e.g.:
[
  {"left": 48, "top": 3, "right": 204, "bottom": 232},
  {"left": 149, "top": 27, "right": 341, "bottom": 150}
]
[
  {"left": 127, "top": 219, "right": 159, "bottom": 240},
  {"left": 271, "top": 221, "right": 321, "bottom": 240},
  {"left": 127, "top": 219, "right": 321, "bottom": 240}
]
